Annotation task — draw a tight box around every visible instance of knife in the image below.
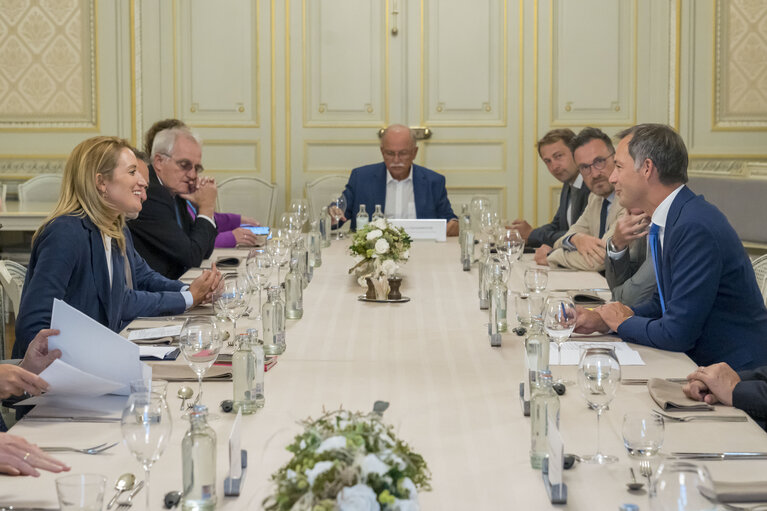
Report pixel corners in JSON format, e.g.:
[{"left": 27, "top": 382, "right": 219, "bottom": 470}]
[
  {"left": 23, "top": 416, "right": 121, "bottom": 423},
  {"left": 668, "top": 452, "right": 767, "bottom": 460},
  {"left": 621, "top": 377, "right": 689, "bottom": 385}
]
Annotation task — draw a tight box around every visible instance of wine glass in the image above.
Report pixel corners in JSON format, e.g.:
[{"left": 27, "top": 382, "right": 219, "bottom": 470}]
[
  {"left": 577, "top": 346, "right": 621, "bottom": 464},
  {"left": 477, "top": 208, "right": 499, "bottom": 244},
  {"left": 524, "top": 267, "right": 549, "bottom": 294},
  {"left": 246, "top": 248, "right": 272, "bottom": 324},
  {"left": 498, "top": 228, "right": 525, "bottom": 263},
  {"left": 214, "top": 274, "right": 250, "bottom": 338},
  {"left": 469, "top": 196, "right": 492, "bottom": 234},
  {"left": 179, "top": 316, "right": 222, "bottom": 410},
  {"left": 330, "top": 195, "right": 347, "bottom": 238},
  {"left": 121, "top": 391, "right": 172, "bottom": 510},
  {"left": 544, "top": 295, "right": 577, "bottom": 370},
  {"left": 650, "top": 461, "right": 715, "bottom": 511},
  {"left": 267, "top": 228, "right": 291, "bottom": 284},
  {"left": 290, "top": 198, "right": 310, "bottom": 230},
  {"left": 280, "top": 212, "right": 303, "bottom": 244}
]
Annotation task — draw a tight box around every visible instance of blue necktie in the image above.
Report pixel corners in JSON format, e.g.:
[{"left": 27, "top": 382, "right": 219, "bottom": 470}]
[
  {"left": 598, "top": 199, "right": 609, "bottom": 238},
  {"left": 648, "top": 223, "right": 666, "bottom": 314}
]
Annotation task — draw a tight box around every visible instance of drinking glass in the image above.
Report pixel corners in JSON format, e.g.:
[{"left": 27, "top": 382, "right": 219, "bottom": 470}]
[
  {"left": 577, "top": 346, "right": 621, "bottom": 464},
  {"left": 623, "top": 412, "right": 664, "bottom": 457},
  {"left": 56, "top": 474, "right": 106, "bottom": 511},
  {"left": 290, "top": 198, "right": 310, "bottom": 230},
  {"left": 544, "top": 295, "right": 577, "bottom": 370},
  {"left": 498, "top": 228, "right": 525, "bottom": 263},
  {"left": 524, "top": 267, "right": 548, "bottom": 294},
  {"left": 179, "top": 317, "right": 222, "bottom": 409},
  {"left": 214, "top": 274, "right": 250, "bottom": 337},
  {"left": 469, "top": 196, "right": 492, "bottom": 234},
  {"left": 130, "top": 378, "right": 169, "bottom": 401},
  {"left": 650, "top": 461, "right": 715, "bottom": 511},
  {"left": 330, "top": 195, "right": 347, "bottom": 238},
  {"left": 516, "top": 293, "right": 547, "bottom": 328},
  {"left": 280, "top": 212, "right": 303, "bottom": 244},
  {"left": 246, "top": 247, "right": 272, "bottom": 323},
  {"left": 121, "top": 391, "right": 172, "bottom": 510},
  {"left": 478, "top": 208, "right": 499, "bottom": 244},
  {"left": 267, "top": 228, "right": 291, "bottom": 284}
]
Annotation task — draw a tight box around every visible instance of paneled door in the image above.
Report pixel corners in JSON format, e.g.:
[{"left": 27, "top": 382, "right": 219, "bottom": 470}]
[{"left": 287, "top": 0, "right": 520, "bottom": 220}]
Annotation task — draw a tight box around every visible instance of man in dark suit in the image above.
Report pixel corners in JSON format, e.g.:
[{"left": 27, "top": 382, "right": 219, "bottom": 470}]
[
  {"left": 575, "top": 124, "right": 767, "bottom": 371},
  {"left": 511, "top": 129, "right": 590, "bottom": 249},
  {"left": 333, "top": 124, "right": 458, "bottom": 235},
  {"left": 128, "top": 127, "right": 218, "bottom": 279}
]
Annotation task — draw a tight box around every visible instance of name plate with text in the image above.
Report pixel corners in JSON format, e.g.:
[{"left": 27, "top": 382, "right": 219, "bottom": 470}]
[{"left": 388, "top": 219, "right": 446, "bottom": 242}]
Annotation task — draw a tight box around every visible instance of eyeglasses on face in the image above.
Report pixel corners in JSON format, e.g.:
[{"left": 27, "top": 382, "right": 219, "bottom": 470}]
[
  {"left": 382, "top": 150, "right": 415, "bottom": 159},
  {"left": 159, "top": 153, "right": 204, "bottom": 174},
  {"left": 578, "top": 152, "right": 614, "bottom": 175}
]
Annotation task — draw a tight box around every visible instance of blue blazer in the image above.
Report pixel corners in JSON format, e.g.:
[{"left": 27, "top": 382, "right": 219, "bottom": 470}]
[
  {"left": 14, "top": 215, "right": 186, "bottom": 357},
  {"left": 617, "top": 186, "right": 767, "bottom": 370},
  {"left": 341, "top": 162, "right": 457, "bottom": 230}
]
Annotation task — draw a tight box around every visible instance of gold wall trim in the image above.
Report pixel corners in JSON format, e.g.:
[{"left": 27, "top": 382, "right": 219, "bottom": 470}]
[
  {"left": 516, "top": 0, "right": 524, "bottom": 219},
  {"left": 672, "top": 0, "right": 681, "bottom": 130},
  {"left": 285, "top": 0, "right": 291, "bottom": 207},
  {"left": 532, "top": 0, "right": 538, "bottom": 224},
  {"left": 270, "top": 0, "right": 276, "bottom": 184},
  {"left": 172, "top": 0, "right": 178, "bottom": 118}
]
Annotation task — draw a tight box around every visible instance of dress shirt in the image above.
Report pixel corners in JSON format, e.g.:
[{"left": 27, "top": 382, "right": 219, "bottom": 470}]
[
  {"left": 567, "top": 174, "right": 585, "bottom": 226},
  {"left": 650, "top": 184, "right": 685, "bottom": 251},
  {"left": 562, "top": 192, "right": 615, "bottom": 251},
  {"left": 385, "top": 167, "right": 417, "bottom": 219}
]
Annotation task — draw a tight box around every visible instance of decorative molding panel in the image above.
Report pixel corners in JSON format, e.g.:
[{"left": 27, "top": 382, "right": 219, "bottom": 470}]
[
  {"left": 551, "top": 0, "right": 635, "bottom": 125},
  {"left": 176, "top": 1, "right": 259, "bottom": 126},
  {"left": 202, "top": 140, "right": 259, "bottom": 172},
  {"left": 303, "top": 140, "right": 378, "bottom": 173},
  {"left": 0, "top": 0, "right": 96, "bottom": 127},
  {"left": 689, "top": 157, "right": 767, "bottom": 177},
  {"left": 421, "top": 140, "right": 506, "bottom": 173},
  {"left": 446, "top": 186, "right": 506, "bottom": 218},
  {"left": 422, "top": 0, "right": 505, "bottom": 125},
  {"left": 0, "top": 156, "right": 65, "bottom": 176},
  {"left": 303, "top": 0, "right": 385, "bottom": 126},
  {"left": 714, "top": 0, "right": 767, "bottom": 128}
]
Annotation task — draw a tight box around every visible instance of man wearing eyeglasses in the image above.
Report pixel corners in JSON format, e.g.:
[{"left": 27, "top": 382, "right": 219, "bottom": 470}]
[
  {"left": 333, "top": 124, "right": 458, "bottom": 236},
  {"left": 128, "top": 127, "right": 218, "bottom": 279},
  {"left": 541, "top": 127, "right": 626, "bottom": 272}
]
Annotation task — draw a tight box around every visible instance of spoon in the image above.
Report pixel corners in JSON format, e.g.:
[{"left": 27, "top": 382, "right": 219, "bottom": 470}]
[
  {"left": 106, "top": 472, "right": 136, "bottom": 509},
  {"left": 177, "top": 386, "right": 194, "bottom": 411},
  {"left": 626, "top": 467, "right": 644, "bottom": 491}
]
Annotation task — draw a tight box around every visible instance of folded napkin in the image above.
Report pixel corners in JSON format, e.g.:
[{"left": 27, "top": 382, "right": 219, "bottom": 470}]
[
  {"left": 648, "top": 377, "right": 714, "bottom": 411},
  {"left": 148, "top": 363, "right": 232, "bottom": 382},
  {"left": 700, "top": 481, "right": 767, "bottom": 503}
]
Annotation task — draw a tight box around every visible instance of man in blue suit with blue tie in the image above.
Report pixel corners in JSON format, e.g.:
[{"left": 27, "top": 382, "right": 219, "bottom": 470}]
[
  {"left": 575, "top": 124, "right": 767, "bottom": 371},
  {"left": 334, "top": 125, "right": 458, "bottom": 236}
]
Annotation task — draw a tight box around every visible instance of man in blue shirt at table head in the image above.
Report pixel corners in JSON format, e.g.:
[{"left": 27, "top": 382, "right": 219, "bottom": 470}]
[{"left": 575, "top": 123, "right": 767, "bottom": 371}]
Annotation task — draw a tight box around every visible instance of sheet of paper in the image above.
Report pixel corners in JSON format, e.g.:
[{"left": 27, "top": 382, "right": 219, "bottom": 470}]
[
  {"left": 548, "top": 341, "right": 645, "bottom": 366},
  {"left": 229, "top": 409, "right": 243, "bottom": 479},
  {"left": 22, "top": 394, "right": 127, "bottom": 417},
  {"left": 547, "top": 414, "right": 564, "bottom": 486},
  {"left": 128, "top": 325, "right": 182, "bottom": 341},
  {"left": 49, "top": 299, "right": 146, "bottom": 394},
  {"left": 139, "top": 346, "right": 178, "bottom": 360},
  {"left": 25, "top": 359, "right": 123, "bottom": 399}
]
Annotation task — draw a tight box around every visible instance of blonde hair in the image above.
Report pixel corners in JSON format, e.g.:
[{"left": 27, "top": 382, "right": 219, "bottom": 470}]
[{"left": 34, "top": 136, "right": 133, "bottom": 253}]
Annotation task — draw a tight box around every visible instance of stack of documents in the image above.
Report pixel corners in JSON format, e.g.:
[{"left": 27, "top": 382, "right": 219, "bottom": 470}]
[{"left": 548, "top": 341, "right": 645, "bottom": 366}]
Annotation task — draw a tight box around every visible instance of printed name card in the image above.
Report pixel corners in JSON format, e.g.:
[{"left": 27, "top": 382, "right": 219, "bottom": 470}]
[{"left": 387, "top": 219, "right": 446, "bottom": 241}]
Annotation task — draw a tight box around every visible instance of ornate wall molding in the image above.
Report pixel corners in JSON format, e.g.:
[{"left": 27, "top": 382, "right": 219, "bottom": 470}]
[
  {"left": 689, "top": 157, "right": 767, "bottom": 177},
  {"left": 0, "top": 157, "right": 65, "bottom": 177}
]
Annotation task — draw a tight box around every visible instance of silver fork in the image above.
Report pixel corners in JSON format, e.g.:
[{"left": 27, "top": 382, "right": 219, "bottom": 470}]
[
  {"left": 652, "top": 410, "right": 747, "bottom": 422},
  {"left": 41, "top": 441, "right": 119, "bottom": 454},
  {"left": 639, "top": 460, "right": 653, "bottom": 490},
  {"left": 116, "top": 480, "right": 144, "bottom": 510}
]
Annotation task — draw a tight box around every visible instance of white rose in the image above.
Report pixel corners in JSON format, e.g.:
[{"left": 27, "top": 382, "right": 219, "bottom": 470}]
[
  {"left": 401, "top": 250, "right": 409, "bottom": 260},
  {"left": 360, "top": 453, "right": 390, "bottom": 478},
  {"left": 366, "top": 229, "right": 383, "bottom": 241},
  {"left": 389, "top": 499, "right": 419, "bottom": 511},
  {"left": 336, "top": 484, "right": 380, "bottom": 511},
  {"left": 375, "top": 238, "right": 390, "bottom": 254},
  {"left": 399, "top": 477, "right": 417, "bottom": 500},
  {"left": 305, "top": 461, "right": 334, "bottom": 487},
  {"left": 381, "top": 259, "right": 398, "bottom": 276},
  {"left": 316, "top": 435, "right": 347, "bottom": 454},
  {"left": 373, "top": 219, "right": 388, "bottom": 230}
]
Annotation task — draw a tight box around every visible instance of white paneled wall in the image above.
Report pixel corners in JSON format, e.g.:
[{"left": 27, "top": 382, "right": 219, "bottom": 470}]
[{"left": 0, "top": 0, "right": 765, "bottom": 225}]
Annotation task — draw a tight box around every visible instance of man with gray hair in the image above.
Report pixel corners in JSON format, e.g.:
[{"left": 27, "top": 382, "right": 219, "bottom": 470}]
[
  {"left": 576, "top": 124, "right": 767, "bottom": 371},
  {"left": 128, "top": 127, "right": 218, "bottom": 279}
]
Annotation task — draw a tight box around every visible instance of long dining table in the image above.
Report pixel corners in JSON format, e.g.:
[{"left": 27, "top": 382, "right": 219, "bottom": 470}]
[{"left": 5, "top": 237, "right": 767, "bottom": 509}]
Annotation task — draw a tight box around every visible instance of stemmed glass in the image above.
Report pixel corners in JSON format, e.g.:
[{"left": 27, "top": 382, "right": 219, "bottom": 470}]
[
  {"left": 246, "top": 247, "right": 272, "bottom": 324},
  {"left": 290, "top": 199, "right": 310, "bottom": 230},
  {"left": 178, "top": 316, "right": 222, "bottom": 410},
  {"left": 577, "top": 346, "right": 621, "bottom": 464},
  {"left": 544, "top": 295, "right": 577, "bottom": 370},
  {"left": 214, "top": 274, "right": 250, "bottom": 338},
  {"left": 330, "top": 195, "right": 347, "bottom": 238},
  {"left": 280, "top": 212, "right": 303, "bottom": 244},
  {"left": 498, "top": 228, "right": 525, "bottom": 263},
  {"left": 469, "top": 196, "right": 492, "bottom": 234},
  {"left": 267, "top": 228, "right": 291, "bottom": 284},
  {"left": 121, "top": 391, "right": 172, "bottom": 511},
  {"left": 524, "top": 267, "right": 549, "bottom": 294},
  {"left": 478, "top": 208, "right": 499, "bottom": 244}
]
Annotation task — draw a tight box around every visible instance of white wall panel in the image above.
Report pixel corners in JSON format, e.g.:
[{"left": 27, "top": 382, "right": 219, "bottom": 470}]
[
  {"left": 421, "top": 141, "right": 505, "bottom": 173},
  {"left": 304, "top": 141, "right": 379, "bottom": 174},
  {"left": 202, "top": 141, "right": 259, "bottom": 172}
]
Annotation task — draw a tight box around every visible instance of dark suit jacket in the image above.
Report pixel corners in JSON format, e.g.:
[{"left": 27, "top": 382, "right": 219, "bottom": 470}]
[
  {"left": 605, "top": 239, "right": 656, "bottom": 307},
  {"left": 734, "top": 366, "right": 767, "bottom": 428},
  {"left": 527, "top": 180, "right": 590, "bottom": 247},
  {"left": 617, "top": 186, "right": 767, "bottom": 371},
  {"left": 341, "top": 162, "right": 457, "bottom": 230},
  {"left": 14, "top": 215, "right": 186, "bottom": 357},
  {"left": 128, "top": 164, "right": 217, "bottom": 279}
]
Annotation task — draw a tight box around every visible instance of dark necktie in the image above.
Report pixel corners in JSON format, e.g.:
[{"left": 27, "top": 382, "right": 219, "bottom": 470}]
[
  {"left": 648, "top": 223, "right": 666, "bottom": 314},
  {"left": 598, "top": 198, "right": 609, "bottom": 238}
]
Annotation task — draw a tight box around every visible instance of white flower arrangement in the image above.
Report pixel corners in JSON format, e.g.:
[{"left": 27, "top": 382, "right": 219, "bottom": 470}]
[
  {"left": 264, "top": 409, "right": 431, "bottom": 511},
  {"left": 349, "top": 218, "right": 412, "bottom": 283}
]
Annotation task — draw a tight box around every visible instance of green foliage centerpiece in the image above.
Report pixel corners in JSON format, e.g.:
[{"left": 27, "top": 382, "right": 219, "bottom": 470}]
[
  {"left": 265, "top": 409, "right": 431, "bottom": 511},
  {"left": 348, "top": 219, "right": 411, "bottom": 298}
]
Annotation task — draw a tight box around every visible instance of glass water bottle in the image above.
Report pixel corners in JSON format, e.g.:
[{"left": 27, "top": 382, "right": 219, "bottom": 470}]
[
  {"left": 488, "top": 264, "right": 508, "bottom": 344},
  {"left": 530, "top": 370, "right": 560, "bottom": 470},
  {"left": 307, "top": 220, "right": 323, "bottom": 268},
  {"left": 262, "top": 285, "right": 286, "bottom": 355},
  {"left": 293, "top": 237, "right": 310, "bottom": 287},
  {"left": 285, "top": 257, "right": 304, "bottom": 320},
  {"left": 232, "top": 333, "right": 257, "bottom": 414},
  {"left": 477, "top": 243, "right": 491, "bottom": 310},
  {"left": 356, "top": 204, "right": 369, "bottom": 230},
  {"left": 525, "top": 322, "right": 550, "bottom": 391},
  {"left": 459, "top": 204, "right": 473, "bottom": 270},
  {"left": 319, "top": 206, "right": 331, "bottom": 248},
  {"left": 182, "top": 405, "right": 217, "bottom": 510},
  {"left": 371, "top": 204, "right": 384, "bottom": 221}
]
